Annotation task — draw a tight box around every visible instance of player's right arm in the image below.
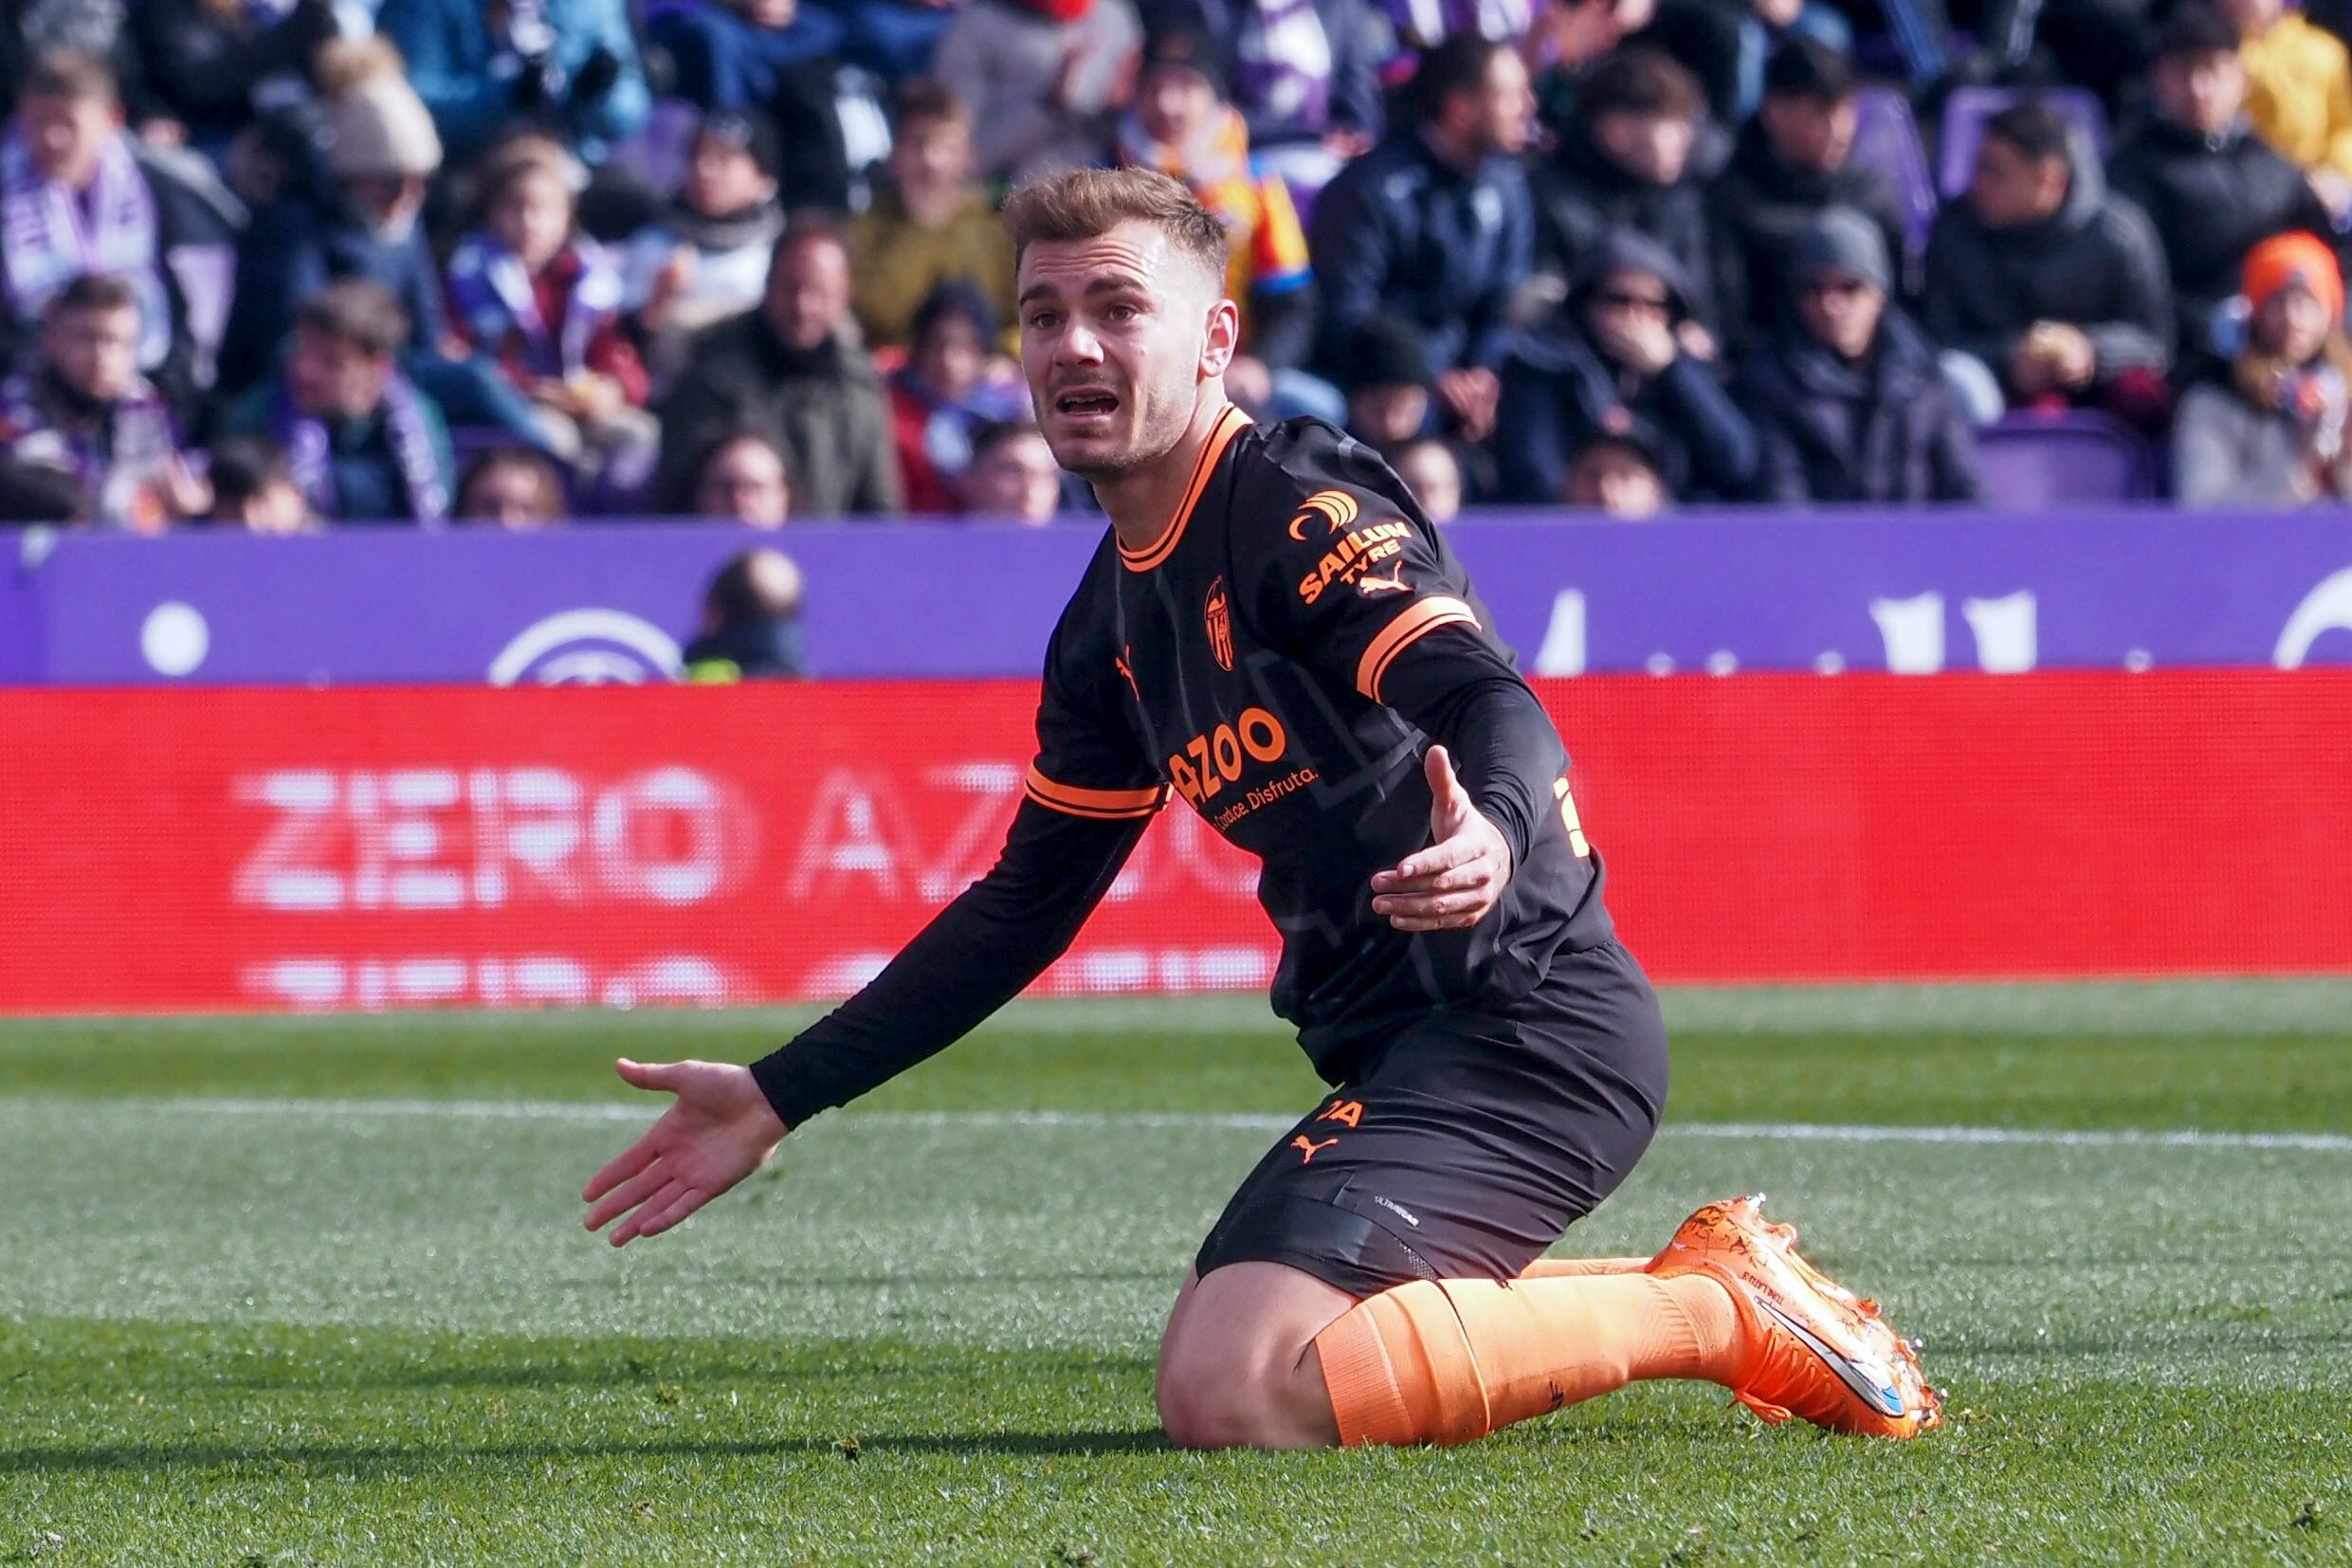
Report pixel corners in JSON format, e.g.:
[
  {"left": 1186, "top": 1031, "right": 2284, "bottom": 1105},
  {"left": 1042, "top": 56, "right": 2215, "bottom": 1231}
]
[{"left": 581, "top": 593, "right": 1163, "bottom": 1246}]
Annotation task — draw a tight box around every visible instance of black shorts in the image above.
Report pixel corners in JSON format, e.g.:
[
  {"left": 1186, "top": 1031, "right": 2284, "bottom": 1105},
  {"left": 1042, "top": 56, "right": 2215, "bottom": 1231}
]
[{"left": 1194, "top": 940, "right": 1669, "bottom": 1298}]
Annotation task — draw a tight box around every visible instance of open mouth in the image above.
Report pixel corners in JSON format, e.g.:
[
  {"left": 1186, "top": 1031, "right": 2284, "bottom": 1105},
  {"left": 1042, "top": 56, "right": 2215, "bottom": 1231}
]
[{"left": 1054, "top": 389, "right": 1120, "bottom": 419}]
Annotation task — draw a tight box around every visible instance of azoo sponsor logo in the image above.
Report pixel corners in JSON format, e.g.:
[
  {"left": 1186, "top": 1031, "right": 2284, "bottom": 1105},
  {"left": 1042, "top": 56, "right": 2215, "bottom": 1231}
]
[{"left": 488, "top": 609, "right": 683, "bottom": 685}]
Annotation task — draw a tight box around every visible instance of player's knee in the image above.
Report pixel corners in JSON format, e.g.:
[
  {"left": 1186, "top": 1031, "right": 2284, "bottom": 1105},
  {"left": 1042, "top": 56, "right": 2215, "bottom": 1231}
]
[{"left": 1157, "top": 1366, "right": 1302, "bottom": 1450}]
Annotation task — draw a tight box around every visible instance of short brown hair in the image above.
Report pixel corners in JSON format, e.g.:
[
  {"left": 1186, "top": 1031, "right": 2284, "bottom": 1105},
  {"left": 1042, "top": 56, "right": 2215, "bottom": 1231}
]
[
  {"left": 294, "top": 278, "right": 410, "bottom": 357},
  {"left": 1578, "top": 46, "right": 1705, "bottom": 128},
  {"left": 893, "top": 79, "right": 970, "bottom": 135},
  {"left": 45, "top": 272, "right": 138, "bottom": 321},
  {"left": 20, "top": 49, "right": 117, "bottom": 105},
  {"left": 1001, "top": 166, "right": 1229, "bottom": 288}
]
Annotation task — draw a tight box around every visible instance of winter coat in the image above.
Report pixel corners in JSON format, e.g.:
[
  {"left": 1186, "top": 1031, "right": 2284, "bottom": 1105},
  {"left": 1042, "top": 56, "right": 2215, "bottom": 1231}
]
[
  {"left": 2172, "top": 374, "right": 2352, "bottom": 506},
  {"left": 378, "top": 0, "right": 651, "bottom": 162},
  {"left": 645, "top": 1, "right": 848, "bottom": 112},
  {"left": 2240, "top": 11, "right": 2352, "bottom": 182},
  {"left": 929, "top": 0, "right": 1144, "bottom": 185},
  {"left": 1707, "top": 117, "right": 1910, "bottom": 354},
  {"left": 1308, "top": 128, "right": 1535, "bottom": 376},
  {"left": 1532, "top": 120, "right": 1723, "bottom": 336},
  {"left": 2106, "top": 115, "right": 2337, "bottom": 334},
  {"left": 1137, "top": 0, "right": 1390, "bottom": 149},
  {"left": 130, "top": 0, "right": 338, "bottom": 140},
  {"left": 1734, "top": 305, "right": 1981, "bottom": 504},
  {"left": 846, "top": 185, "right": 1021, "bottom": 352},
  {"left": 654, "top": 309, "right": 903, "bottom": 517},
  {"left": 1493, "top": 229, "right": 1759, "bottom": 502},
  {"left": 1923, "top": 123, "right": 2174, "bottom": 390},
  {"left": 220, "top": 194, "right": 448, "bottom": 394}
]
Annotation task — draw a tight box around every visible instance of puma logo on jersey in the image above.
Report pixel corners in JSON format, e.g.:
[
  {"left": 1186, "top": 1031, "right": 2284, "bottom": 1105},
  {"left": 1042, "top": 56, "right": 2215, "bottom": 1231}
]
[
  {"left": 1297, "top": 520, "right": 1413, "bottom": 604},
  {"left": 1357, "top": 559, "right": 1410, "bottom": 595},
  {"left": 1286, "top": 489, "right": 1358, "bottom": 540},
  {"left": 1291, "top": 1135, "right": 1340, "bottom": 1163}
]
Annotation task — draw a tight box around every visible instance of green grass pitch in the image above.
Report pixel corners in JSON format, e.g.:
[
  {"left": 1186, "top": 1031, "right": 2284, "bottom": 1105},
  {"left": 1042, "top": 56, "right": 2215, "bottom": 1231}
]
[{"left": 5, "top": 981, "right": 2351, "bottom": 1564}]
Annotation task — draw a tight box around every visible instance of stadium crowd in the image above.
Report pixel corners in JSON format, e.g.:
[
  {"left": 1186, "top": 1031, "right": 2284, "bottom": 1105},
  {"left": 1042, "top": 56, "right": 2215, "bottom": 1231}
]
[{"left": 1, "top": 0, "right": 2350, "bottom": 534}]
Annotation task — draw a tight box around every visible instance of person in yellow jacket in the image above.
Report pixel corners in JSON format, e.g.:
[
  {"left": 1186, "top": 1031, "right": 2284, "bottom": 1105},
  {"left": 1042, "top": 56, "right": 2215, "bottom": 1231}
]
[
  {"left": 846, "top": 82, "right": 1020, "bottom": 353},
  {"left": 2225, "top": 0, "right": 2352, "bottom": 212}
]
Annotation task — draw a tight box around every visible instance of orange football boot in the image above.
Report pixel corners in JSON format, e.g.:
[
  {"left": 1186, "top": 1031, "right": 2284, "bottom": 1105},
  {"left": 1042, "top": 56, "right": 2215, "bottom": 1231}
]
[{"left": 1648, "top": 1194, "right": 1941, "bottom": 1439}]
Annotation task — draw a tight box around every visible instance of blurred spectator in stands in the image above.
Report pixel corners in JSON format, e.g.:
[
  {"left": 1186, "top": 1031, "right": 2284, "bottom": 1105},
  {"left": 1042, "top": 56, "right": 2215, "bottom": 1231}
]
[
  {"left": 1708, "top": 39, "right": 1905, "bottom": 356},
  {"left": 623, "top": 110, "right": 788, "bottom": 376},
  {"left": 888, "top": 283, "right": 1028, "bottom": 513},
  {"left": 1532, "top": 46, "right": 1722, "bottom": 344},
  {"left": 201, "top": 434, "right": 314, "bottom": 533},
  {"left": 223, "top": 278, "right": 454, "bottom": 524},
  {"left": 2175, "top": 231, "right": 2352, "bottom": 503},
  {"left": 378, "top": 0, "right": 649, "bottom": 165},
  {"left": 1311, "top": 33, "right": 1535, "bottom": 443},
  {"left": 447, "top": 136, "right": 657, "bottom": 493},
  {"left": 848, "top": 83, "right": 1020, "bottom": 352},
  {"left": 657, "top": 224, "right": 902, "bottom": 515},
  {"left": 455, "top": 444, "right": 570, "bottom": 527},
  {"left": 0, "top": 452, "right": 86, "bottom": 523},
  {"left": 1333, "top": 312, "right": 1434, "bottom": 455},
  {"left": 962, "top": 416, "right": 1066, "bottom": 521},
  {"left": 1118, "top": 24, "right": 1317, "bottom": 401},
  {"left": 131, "top": 0, "right": 343, "bottom": 150},
  {"left": 2109, "top": 4, "right": 2339, "bottom": 362},
  {"left": 2220, "top": 0, "right": 2352, "bottom": 215},
  {"left": 0, "top": 274, "right": 204, "bottom": 530},
  {"left": 687, "top": 428, "right": 794, "bottom": 525},
  {"left": 683, "top": 546, "right": 806, "bottom": 679},
  {"left": 0, "top": 1, "right": 156, "bottom": 127},
  {"left": 0, "top": 52, "right": 200, "bottom": 403},
  {"left": 932, "top": 0, "right": 1145, "bottom": 186},
  {"left": 1496, "top": 229, "right": 1757, "bottom": 501},
  {"left": 828, "top": 1, "right": 961, "bottom": 82},
  {"left": 1562, "top": 428, "right": 1668, "bottom": 516},
  {"left": 1140, "top": 0, "right": 1391, "bottom": 203},
  {"left": 1925, "top": 102, "right": 2173, "bottom": 427},
  {"left": 1736, "top": 208, "right": 1980, "bottom": 504},
  {"left": 1392, "top": 431, "right": 1466, "bottom": 520},
  {"left": 647, "top": 0, "right": 848, "bottom": 112}
]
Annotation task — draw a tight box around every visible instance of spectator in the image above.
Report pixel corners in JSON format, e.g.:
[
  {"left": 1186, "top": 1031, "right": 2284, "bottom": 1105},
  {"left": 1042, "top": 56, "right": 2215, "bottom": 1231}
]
[
  {"left": 931, "top": 0, "right": 1146, "bottom": 186},
  {"left": 2108, "top": 4, "right": 2338, "bottom": 357},
  {"left": 657, "top": 225, "right": 903, "bottom": 516},
  {"left": 0, "top": 274, "right": 202, "bottom": 530},
  {"left": 2220, "top": 0, "right": 2352, "bottom": 215},
  {"left": 223, "top": 278, "right": 454, "bottom": 525},
  {"left": 1924, "top": 102, "right": 2174, "bottom": 425},
  {"left": 202, "top": 435, "right": 313, "bottom": 534},
  {"left": 1736, "top": 208, "right": 1981, "bottom": 503},
  {"left": 1532, "top": 46, "right": 1723, "bottom": 342},
  {"left": 456, "top": 444, "right": 570, "bottom": 527},
  {"left": 962, "top": 417, "right": 1066, "bottom": 522},
  {"left": 1563, "top": 428, "right": 1669, "bottom": 516},
  {"left": 130, "top": 0, "right": 342, "bottom": 149},
  {"left": 622, "top": 109, "right": 790, "bottom": 374},
  {"left": 887, "top": 283, "right": 1028, "bottom": 514},
  {"left": 1707, "top": 38, "right": 1907, "bottom": 355},
  {"left": 1392, "top": 431, "right": 1466, "bottom": 520},
  {"left": 1117, "top": 27, "right": 1316, "bottom": 375},
  {"left": 447, "top": 137, "right": 658, "bottom": 490},
  {"left": 687, "top": 428, "right": 793, "bottom": 525},
  {"left": 847, "top": 82, "right": 1020, "bottom": 353},
  {"left": 1310, "top": 32, "right": 1536, "bottom": 443},
  {"left": 2174, "top": 231, "right": 2352, "bottom": 503},
  {"left": 1495, "top": 229, "right": 1759, "bottom": 501},
  {"left": 1332, "top": 312, "right": 1434, "bottom": 455},
  {"left": 0, "top": 51, "right": 197, "bottom": 398},
  {"left": 0, "top": 452, "right": 86, "bottom": 524},
  {"left": 647, "top": 0, "right": 849, "bottom": 113},
  {"left": 683, "top": 546, "right": 806, "bottom": 679},
  {"left": 378, "top": 0, "right": 650, "bottom": 165}
]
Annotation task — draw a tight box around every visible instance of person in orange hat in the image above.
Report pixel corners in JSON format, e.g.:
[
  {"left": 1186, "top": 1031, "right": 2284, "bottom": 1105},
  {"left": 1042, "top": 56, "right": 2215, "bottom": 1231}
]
[{"left": 2175, "top": 229, "right": 2352, "bottom": 504}]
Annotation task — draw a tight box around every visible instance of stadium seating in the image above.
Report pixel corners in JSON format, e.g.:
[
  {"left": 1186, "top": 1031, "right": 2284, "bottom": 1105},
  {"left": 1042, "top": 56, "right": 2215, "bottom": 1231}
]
[
  {"left": 1934, "top": 85, "right": 2110, "bottom": 199},
  {"left": 1974, "top": 409, "right": 2156, "bottom": 505}
]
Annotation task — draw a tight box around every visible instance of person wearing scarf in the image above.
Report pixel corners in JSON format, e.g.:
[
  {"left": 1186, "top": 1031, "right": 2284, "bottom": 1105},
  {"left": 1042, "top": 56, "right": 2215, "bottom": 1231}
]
[
  {"left": 2176, "top": 230, "right": 2352, "bottom": 505},
  {"left": 224, "top": 277, "right": 453, "bottom": 525},
  {"left": 622, "top": 108, "right": 788, "bottom": 379},
  {"left": 447, "top": 137, "right": 653, "bottom": 487}
]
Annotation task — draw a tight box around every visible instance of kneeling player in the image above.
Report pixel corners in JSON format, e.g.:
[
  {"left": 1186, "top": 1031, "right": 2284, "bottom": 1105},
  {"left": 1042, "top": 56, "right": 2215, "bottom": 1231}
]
[{"left": 582, "top": 164, "right": 1939, "bottom": 1449}]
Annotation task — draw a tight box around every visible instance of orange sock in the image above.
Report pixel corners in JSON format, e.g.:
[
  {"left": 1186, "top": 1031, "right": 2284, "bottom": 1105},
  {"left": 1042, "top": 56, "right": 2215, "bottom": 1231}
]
[
  {"left": 1314, "top": 1272, "right": 1751, "bottom": 1446},
  {"left": 1518, "top": 1255, "right": 1651, "bottom": 1279}
]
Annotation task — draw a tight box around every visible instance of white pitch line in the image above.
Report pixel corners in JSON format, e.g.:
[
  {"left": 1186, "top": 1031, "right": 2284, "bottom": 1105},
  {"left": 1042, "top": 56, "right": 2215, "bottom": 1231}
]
[{"left": 19, "top": 1098, "right": 2352, "bottom": 1153}]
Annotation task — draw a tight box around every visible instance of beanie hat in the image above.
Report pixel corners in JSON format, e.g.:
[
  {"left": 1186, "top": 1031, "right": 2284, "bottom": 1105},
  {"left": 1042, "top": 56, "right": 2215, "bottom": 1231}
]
[
  {"left": 2243, "top": 231, "right": 2343, "bottom": 325},
  {"left": 1792, "top": 206, "right": 1891, "bottom": 295},
  {"left": 326, "top": 76, "right": 443, "bottom": 180}
]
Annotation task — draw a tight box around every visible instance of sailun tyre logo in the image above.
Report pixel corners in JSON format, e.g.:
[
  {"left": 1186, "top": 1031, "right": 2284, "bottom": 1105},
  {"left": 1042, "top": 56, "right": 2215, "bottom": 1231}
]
[{"left": 488, "top": 610, "right": 684, "bottom": 686}]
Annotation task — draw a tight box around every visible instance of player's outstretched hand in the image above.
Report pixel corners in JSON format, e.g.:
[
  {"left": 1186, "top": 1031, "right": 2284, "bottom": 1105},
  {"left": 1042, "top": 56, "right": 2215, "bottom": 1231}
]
[
  {"left": 580, "top": 1059, "right": 788, "bottom": 1247},
  {"left": 1368, "top": 745, "right": 1515, "bottom": 932}
]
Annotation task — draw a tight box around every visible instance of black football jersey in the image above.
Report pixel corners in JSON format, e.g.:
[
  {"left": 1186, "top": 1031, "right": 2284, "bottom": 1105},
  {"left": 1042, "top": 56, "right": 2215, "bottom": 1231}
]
[{"left": 1023, "top": 410, "right": 1614, "bottom": 1077}]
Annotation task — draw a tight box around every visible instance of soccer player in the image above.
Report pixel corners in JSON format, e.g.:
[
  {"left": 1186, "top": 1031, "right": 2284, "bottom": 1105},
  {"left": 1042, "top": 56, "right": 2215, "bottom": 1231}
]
[{"left": 581, "top": 167, "right": 1940, "bottom": 1451}]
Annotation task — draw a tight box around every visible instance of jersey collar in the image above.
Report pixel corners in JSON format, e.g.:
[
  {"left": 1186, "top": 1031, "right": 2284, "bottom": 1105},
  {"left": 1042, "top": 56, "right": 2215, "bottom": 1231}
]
[{"left": 1118, "top": 405, "right": 1252, "bottom": 574}]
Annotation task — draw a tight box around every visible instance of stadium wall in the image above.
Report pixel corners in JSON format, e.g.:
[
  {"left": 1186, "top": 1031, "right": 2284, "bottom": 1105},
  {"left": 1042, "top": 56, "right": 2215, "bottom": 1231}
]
[{"left": 3, "top": 672, "right": 2347, "bottom": 1014}]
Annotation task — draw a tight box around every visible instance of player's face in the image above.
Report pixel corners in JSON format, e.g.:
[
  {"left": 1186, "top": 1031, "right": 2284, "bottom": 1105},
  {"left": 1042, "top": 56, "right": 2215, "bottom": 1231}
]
[{"left": 1017, "top": 220, "right": 1231, "bottom": 482}]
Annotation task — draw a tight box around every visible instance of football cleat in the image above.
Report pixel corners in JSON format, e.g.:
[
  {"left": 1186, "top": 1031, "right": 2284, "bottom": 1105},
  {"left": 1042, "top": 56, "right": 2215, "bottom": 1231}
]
[{"left": 1649, "top": 1194, "right": 1941, "bottom": 1440}]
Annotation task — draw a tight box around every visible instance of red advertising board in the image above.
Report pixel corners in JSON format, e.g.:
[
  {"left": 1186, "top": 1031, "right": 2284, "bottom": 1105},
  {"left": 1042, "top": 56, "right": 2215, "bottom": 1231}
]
[{"left": 2, "top": 673, "right": 2347, "bottom": 1014}]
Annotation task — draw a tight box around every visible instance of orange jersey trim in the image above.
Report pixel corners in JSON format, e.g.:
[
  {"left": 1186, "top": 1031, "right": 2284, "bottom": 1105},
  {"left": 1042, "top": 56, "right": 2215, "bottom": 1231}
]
[
  {"left": 1118, "top": 406, "right": 1253, "bottom": 574},
  {"left": 1024, "top": 765, "right": 1170, "bottom": 820},
  {"left": 1356, "top": 595, "right": 1480, "bottom": 702}
]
